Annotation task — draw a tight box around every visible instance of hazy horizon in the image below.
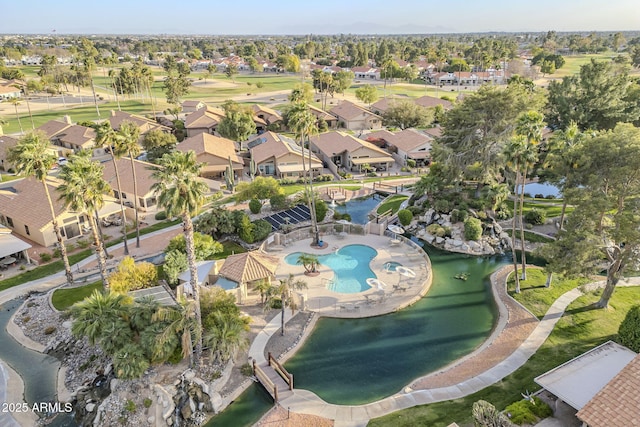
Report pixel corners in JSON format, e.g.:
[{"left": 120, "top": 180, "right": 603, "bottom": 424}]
[{"left": 2, "top": 0, "right": 639, "bottom": 35}]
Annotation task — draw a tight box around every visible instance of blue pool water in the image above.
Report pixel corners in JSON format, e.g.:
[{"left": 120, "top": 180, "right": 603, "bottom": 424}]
[
  {"left": 215, "top": 276, "right": 239, "bottom": 290},
  {"left": 334, "top": 193, "right": 384, "bottom": 224},
  {"left": 285, "top": 244, "right": 378, "bottom": 293}
]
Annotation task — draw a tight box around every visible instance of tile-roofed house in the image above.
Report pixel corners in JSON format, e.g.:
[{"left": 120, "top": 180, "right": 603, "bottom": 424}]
[
  {"left": 252, "top": 104, "right": 283, "bottom": 130},
  {"left": 0, "top": 177, "right": 121, "bottom": 247},
  {"left": 101, "top": 158, "right": 159, "bottom": 212},
  {"left": 371, "top": 96, "right": 452, "bottom": 115},
  {"left": 351, "top": 66, "right": 380, "bottom": 80},
  {"left": 248, "top": 131, "right": 322, "bottom": 179},
  {"left": 51, "top": 124, "right": 102, "bottom": 157},
  {"left": 308, "top": 104, "right": 338, "bottom": 129},
  {"left": 107, "top": 110, "right": 169, "bottom": 136},
  {"left": 218, "top": 251, "right": 279, "bottom": 303},
  {"left": 414, "top": 95, "right": 453, "bottom": 110},
  {"left": 37, "top": 118, "right": 72, "bottom": 139},
  {"left": 367, "top": 128, "right": 433, "bottom": 166},
  {"left": 0, "top": 135, "right": 19, "bottom": 173},
  {"left": 310, "top": 131, "right": 394, "bottom": 173},
  {"left": 184, "top": 106, "right": 226, "bottom": 137},
  {"left": 577, "top": 353, "right": 640, "bottom": 427},
  {"left": 181, "top": 100, "right": 207, "bottom": 113},
  {"left": 176, "top": 133, "right": 243, "bottom": 179},
  {"left": 329, "top": 100, "right": 382, "bottom": 131},
  {"left": 0, "top": 85, "right": 21, "bottom": 100},
  {"left": 0, "top": 224, "right": 32, "bottom": 262},
  {"left": 423, "top": 126, "right": 443, "bottom": 139}
]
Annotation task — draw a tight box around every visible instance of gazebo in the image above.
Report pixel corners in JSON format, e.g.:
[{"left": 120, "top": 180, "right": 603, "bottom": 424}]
[{"left": 218, "top": 251, "right": 280, "bottom": 303}]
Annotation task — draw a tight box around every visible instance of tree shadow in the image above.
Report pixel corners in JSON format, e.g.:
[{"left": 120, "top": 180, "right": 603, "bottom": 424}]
[{"left": 564, "top": 302, "right": 601, "bottom": 316}]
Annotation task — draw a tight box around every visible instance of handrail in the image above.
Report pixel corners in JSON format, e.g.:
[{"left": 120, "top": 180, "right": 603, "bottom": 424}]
[
  {"left": 268, "top": 352, "right": 294, "bottom": 390},
  {"left": 253, "top": 360, "right": 278, "bottom": 402}
]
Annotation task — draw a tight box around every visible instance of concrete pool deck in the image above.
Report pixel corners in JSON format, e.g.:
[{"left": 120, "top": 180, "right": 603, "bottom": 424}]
[{"left": 269, "top": 233, "right": 432, "bottom": 319}]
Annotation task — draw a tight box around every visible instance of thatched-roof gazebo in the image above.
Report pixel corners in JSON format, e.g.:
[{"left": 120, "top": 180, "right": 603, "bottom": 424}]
[{"left": 218, "top": 251, "right": 279, "bottom": 303}]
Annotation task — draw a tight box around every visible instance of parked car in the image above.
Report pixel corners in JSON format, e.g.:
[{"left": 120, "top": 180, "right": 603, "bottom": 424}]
[{"left": 58, "top": 157, "right": 68, "bottom": 166}]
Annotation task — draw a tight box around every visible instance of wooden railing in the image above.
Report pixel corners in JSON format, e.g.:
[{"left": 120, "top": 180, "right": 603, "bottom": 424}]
[
  {"left": 253, "top": 360, "right": 279, "bottom": 402},
  {"left": 268, "top": 352, "right": 294, "bottom": 390}
]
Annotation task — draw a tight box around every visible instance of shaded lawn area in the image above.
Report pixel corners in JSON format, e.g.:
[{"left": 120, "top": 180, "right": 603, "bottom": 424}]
[
  {"left": 521, "top": 199, "right": 574, "bottom": 218},
  {"left": 368, "top": 285, "right": 640, "bottom": 427},
  {"left": 376, "top": 195, "right": 408, "bottom": 214},
  {"left": 502, "top": 229, "right": 555, "bottom": 243},
  {"left": 51, "top": 280, "right": 102, "bottom": 311},
  {"left": 212, "top": 241, "right": 247, "bottom": 259},
  {"left": 507, "top": 267, "right": 592, "bottom": 319}
]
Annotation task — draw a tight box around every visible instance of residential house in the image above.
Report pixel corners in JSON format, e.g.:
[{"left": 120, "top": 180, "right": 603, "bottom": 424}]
[
  {"left": 309, "top": 131, "right": 394, "bottom": 174},
  {"left": 0, "top": 177, "right": 121, "bottom": 247},
  {"left": 370, "top": 95, "right": 451, "bottom": 116},
  {"left": 0, "top": 135, "right": 19, "bottom": 172},
  {"left": 366, "top": 128, "right": 432, "bottom": 166},
  {"left": 106, "top": 110, "right": 170, "bottom": 136},
  {"left": 351, "top": 66, "right": 380, "bottom": 80},
  {"left": 102, "top": 158, "right": 161, "bottom": 213},
  {"left": 252, "top": 105, "right": 283, "bottom": 131},
  {"left": 535, "top": 341, "right": 639, "bottom": 427},
  {"left": 329, "top": 100, "right": 382, "bottom": 131},
  {"left": 414, "top": 95, "right": 453, "bottom": 110},
  {"left": 0, "top": 84, "right": 21, "bottom": 100},
  {"left": 423, "top": 126, "right": 443, "bottom": 139},
  {"left": 248, "top": 131, "right": 322, "bottom": 179},
  {"left": 308, "top": 104, "right": 338, "bottom": 129},
  {"left": 176, "top": 133, "right": 243, "bottom": 179},
  {"left": 0, "top": 225, "right": 32, "bottom": 264},
  {"left": 37, "top": 119, "right": 103, "bottom": 157},
  {"left": 184, "top": 106, "right": 226, "bottom": 137},
  {"left": 181, "top": 100, "right": 207, "bottom": 113}
]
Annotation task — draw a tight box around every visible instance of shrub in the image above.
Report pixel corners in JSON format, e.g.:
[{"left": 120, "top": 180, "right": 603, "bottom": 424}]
[
  {"left": 252, "top": 219, "right": 272, "bottom": 242},
  {"left": 44, "top": 326, "right": 56, "bottom": 335},
  {"left": 108, "top": 257, "right": 158, "bottom": 294},
  {"left": 544, "top": 194, "right": 556, "bottom": 199},
  {"left": 504, "top": 397, "right": 552, "bottom": 425},
  {"left": 434, "top": 199, "right": 451, "bottom": 213},
  {"left": 66, "top": 243, "right": 76, "bottom": 252},
  {"left": 534, "top": 193, "right": 545, "bottom": 199},
  {"left": 397, "top": 209, "right": 414, "bottom": 226},
  {"left": 249, "top": 198, "right": 262, "bottom": 214},
  {"left": 125, "top": 400, "right": 136, "bottom": 412},
  {"left": 155, "top": 211, "right": 167, "bottom": 220},
  {"left": 315, "top": 200, "right": 328, "bottom": 222},
  {"left": 39, "top": 253, "right": 52, "bottom": 262},
  {"left": 143, "top": 398, "right": 152, "bottom": 408},
  {"left": 407, "top": 205, "right": 423, "bottom": 216},
  {"left": 269, "top": 194, "right": 288, "bottom": 211},
  {"left": 464, "top": 217, "right": 482, "bottom": 241},
  {"left": 333, "top": 212, "right": 351, "bottom": 222},
  {"left": 451, "top": 209, "right": 468, "bottom": 223},
  {"left": 22, "top": 316, "right": 31, "bottom": 323},
  {"left": 238, "top": 214, "right": 255, "bottom": 243},
  {"left": 618, "top": 305, "right": 640, "bottom": 352},
  {"left": 240, "top": 363, "right": 254, "bottom": 376},
  {"left": 426, "top": 224, "right": 447, "bottom": 238},
  {"left": 76, "top": 239, "right": 90, "bottom": 249},
  {"left": 52, "top": 248, "right": 62, "bottom": 258},
  {"left": 525, "top": 208, "right": 546, "bottom": 225}
]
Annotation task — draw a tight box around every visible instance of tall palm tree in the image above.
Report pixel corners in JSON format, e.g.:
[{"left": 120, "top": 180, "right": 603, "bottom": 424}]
[
  {"left": 503, "top": 136, "right": 526, "bottom": 293},
  {"left": 12, "top": 83, "right": 34, "bottom": 130},
  {"left": 58, "top": 150, "right": 111, "bottom": 289},
  {"left": 7, "top": 131, "right": 74, "bottom": 285},
  {"left": 515, "top": 111, "right": 544, "bottom": 280},
  {"left": 288, "top": 102, "right": 320, "bottom": 245},
  {"left": 95, "top": 122, "right": 130, "bottom": 256},
  {"left": 116, "top": 121, "right": 142, "bottom": 248},
  {"left": 152, "top": 150, "right": 208, "bottom": 368},
  {"left": 107, "top": 68, "right": 121, "bottom": 111},
  {"left": 266, "top": 273, "right": 307, "bottom": 336},
  {"left": 8, "top": 97, "right": 23, "bottom": 134}
]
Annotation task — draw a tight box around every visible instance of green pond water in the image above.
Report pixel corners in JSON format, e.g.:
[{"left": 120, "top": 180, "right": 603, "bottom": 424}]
[{"left": 207, "top": 240, "right": 510, "bottom": 424}]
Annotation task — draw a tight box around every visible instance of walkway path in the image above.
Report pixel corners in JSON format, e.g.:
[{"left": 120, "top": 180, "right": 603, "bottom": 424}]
[{"left": 252, "top": 274, "right": 636, "bottom": 427}]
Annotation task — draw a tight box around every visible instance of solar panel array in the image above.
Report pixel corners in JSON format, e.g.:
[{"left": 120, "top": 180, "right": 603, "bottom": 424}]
[{"left": 263, "top": 204, "right": 312, "bottom": 231}]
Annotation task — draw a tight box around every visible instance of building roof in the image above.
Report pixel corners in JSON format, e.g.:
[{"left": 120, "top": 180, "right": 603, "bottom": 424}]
[
  {"left": 535, "top": 341, "right": 637, "bottom": 412},
  {"left": 218, "top": 251, "right": 279, "bottom": 284},
  {"left": 0, "top": 135, "right": 19, "bottom": 156},
  {"left": 330, "top": 100, "right": 381, "bottom": 121},
  {"left": 0, "top": 226, "right": 32, "bottom": 259},
  {"left": 367, "top": 128, "right": 432, "bottom": 154},
  {"left": 308, "top": 104, "right": 337, "bottom": 122},
  {"left": 423, "top": 126, "right": 443, "bottom": 138},
  {"left": 577, "top": 353, "right": 640, "bottom": 427},
  {"left": 0, "top": 177, "right": 68, "bottom": 231},
  {"left": 310, "top": 131, "right": 393, "bottom": 158},
  {"left": 0, "top": 86, "right": 21, "bottom": 95},
  {"left": 54, "top": 124, "right": 96, "bottom": 149},
  {"left": 248, "top": 131, "right": 322, "bottom": 167},
  {"left": 184, "top": 107, "right": 226, "bottom": 130},
  {"left": 101, "top": 158, "right": 158, "bottom": 197},
  {"left": 37, "top": 119, "right": 71, "bottom": 139},
  {"left": 252, "top": 104, "right": 282, "bottom": 125},
  {"left": 177, "top": 260, "right": 216, "bottom": 285},
  {"left": 414, "top": 95, "right": 453, "bottom": 110},
  {"left": 128, "top": 285, "right": 177, "bottom": 306},
  {"left": 107, "top": 110, "right": 169, "bottom": 134},
  {"left": 182, "top": 100, "right": 206, "bottom": 108},
  {"left": 177, "top": 133, "right": 242, "bottom": 166}
]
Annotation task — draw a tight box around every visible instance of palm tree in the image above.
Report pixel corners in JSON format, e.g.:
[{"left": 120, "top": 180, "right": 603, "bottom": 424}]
[
  {"left": 12, "top": 83, "right": 34, "bottom": 130},
  {"left": 95, "top": 122, "right": 130, "bottom": 256},
  {"left": 288, "top": 102, "right": 320, "bottom": 245},
  {"left": 204, "top": 312, "right": 249, "bottom": 364},
  {"left": 7, "top": 131, "right": 74, "bottom": 285},
  {"left": 8, "top": 97, "right": 23, "bottom": 134},
  {"left": 58, "top": 150, "right": 111, "bottom": 289},
  {"left": 297, "top": 253, "right": 320, "bottom": 274},
  {"left": 254, "top": 278, "right": 273, "bottom": 305},
  {"left": 108, "top": 68, "right": 121, "bottom": 111},
  {"left": 70, "top": 290, "right": 131, "bottom": 348},
  {"left": 153, "top": 298, "right": 199, "bottom": 368},
  {"left": 267, "top": 273, "right": 307, "bottom": 336},
  {"left": 0, "top": 116, "right": 7, "bottom": 135},
  {"left": 515, "top": 111, "right": 544, "bottom": 280},
  {"left": 116, "top": 121, "right": 142, "bottom": 248},
  {"left": 503, "top": 136, "right": 525, "bottom": 293},
  {"left": 482, "top": 183, "right": 510, "bottom": 216},
  {"left": 152, "top": 150, "right": 208, "bottom": 368}
]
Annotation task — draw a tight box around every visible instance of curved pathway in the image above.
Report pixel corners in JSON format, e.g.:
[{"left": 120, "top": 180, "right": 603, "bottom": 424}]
[{"left": 251, "top": 271, "right": 610, "bottom": 427}]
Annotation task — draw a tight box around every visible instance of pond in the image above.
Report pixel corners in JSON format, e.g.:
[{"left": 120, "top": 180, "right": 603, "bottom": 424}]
[
  {"left": 334, "top": 193, "right": 385, "bottom": 224},
  {"left": 519, "top": 182, "right": 561, "bottom": 198}
]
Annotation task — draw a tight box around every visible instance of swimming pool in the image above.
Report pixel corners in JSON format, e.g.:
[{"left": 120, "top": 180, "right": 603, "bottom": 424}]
[
  {"left": 215, "top": 276, "right": 239, "bottom": 290},
  {"left": 284, "top": 244, "right": 378, "bottom": 293}
]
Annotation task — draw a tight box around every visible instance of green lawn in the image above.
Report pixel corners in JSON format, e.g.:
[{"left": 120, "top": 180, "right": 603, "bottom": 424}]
[
  {"left": 507, "top": 267, "right": 591, "bottom": 319},
  {"left": 502, "top": 229, "right": 555, "bottom": 244},
  {"left": 369, "top": 285, "right": 640, "bottom": 426},
  {"left": 376, "top": 195, "right": 408, "bottom": 214},
  {"left": 213, "top": 241, "right": 247, "bottom": 259},
  {"left": 521, "top": 199, "right": 573, "bottom": 218},
  {"left": 51, "top": 280, "right": 102, "bottom": 311}
]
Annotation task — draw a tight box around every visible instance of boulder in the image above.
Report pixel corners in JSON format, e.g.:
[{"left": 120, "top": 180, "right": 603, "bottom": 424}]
[
  {"left": 452, "top": 239, "right": 463, "bottom": 247},
  {"left": 435, "top": 236, "right": 444, "bottom": 245},
  {"left": 86, "top": 403, "right": 96, "bottom": 412},
  {"left": 494, "top": 223, "right": 503, "bottom": 234},
  {"left": 468, "top": 241, "right": 482, "bottom": 252},
  {"left": 425, "top": 234, "right": 435, "bottom": 244}
]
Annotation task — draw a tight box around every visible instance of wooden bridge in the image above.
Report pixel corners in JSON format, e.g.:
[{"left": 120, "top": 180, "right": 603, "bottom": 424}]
[{"left": 253, "top": 352, "right": 294, "bottom": 402}]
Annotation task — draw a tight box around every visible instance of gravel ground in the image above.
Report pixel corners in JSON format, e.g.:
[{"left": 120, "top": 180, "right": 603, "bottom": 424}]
[{"left": 256, "top": 405, "right": 334, "bottom": 427}]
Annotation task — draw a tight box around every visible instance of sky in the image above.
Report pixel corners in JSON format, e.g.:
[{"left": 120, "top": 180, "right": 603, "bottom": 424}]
[{"left": 2, "top": 0, "right": 639, "bottom": 35}]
